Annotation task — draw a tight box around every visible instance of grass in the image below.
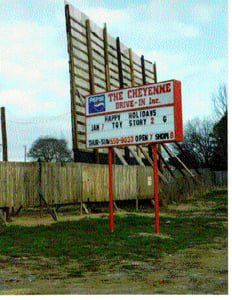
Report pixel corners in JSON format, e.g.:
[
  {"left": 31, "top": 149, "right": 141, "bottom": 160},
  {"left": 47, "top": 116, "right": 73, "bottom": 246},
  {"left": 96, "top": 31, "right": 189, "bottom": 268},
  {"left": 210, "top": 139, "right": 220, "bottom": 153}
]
[{"left": 0, "top": 189, "right": 227, "bottom": 272}]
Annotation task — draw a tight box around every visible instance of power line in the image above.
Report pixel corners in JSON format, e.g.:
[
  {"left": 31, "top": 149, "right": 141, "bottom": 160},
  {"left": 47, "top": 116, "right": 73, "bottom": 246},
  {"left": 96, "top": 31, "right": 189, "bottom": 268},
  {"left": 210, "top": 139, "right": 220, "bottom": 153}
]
[{"left": 7, "top": 112, "right": 71, "bottom": 124}]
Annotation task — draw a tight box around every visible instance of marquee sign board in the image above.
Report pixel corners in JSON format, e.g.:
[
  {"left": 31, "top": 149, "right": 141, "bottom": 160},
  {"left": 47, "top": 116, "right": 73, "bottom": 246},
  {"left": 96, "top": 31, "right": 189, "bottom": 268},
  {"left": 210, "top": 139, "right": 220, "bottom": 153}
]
[{"left": 85, "top": 80, "right": 183, "bottom": 149}]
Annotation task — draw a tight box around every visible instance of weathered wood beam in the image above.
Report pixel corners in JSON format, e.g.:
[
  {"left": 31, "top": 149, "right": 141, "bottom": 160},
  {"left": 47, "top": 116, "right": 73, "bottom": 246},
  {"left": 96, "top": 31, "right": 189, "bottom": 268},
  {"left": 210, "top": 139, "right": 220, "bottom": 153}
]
[
  {"left": 1, "top": 107, "right": 8, "bottom": 162},
  {"left": 137, "top": 145, "right": 153, "bottom": 166},
  {"left": 157, "top": 149, "right": 176, "bottom": 178},
  {"left": 116, "top": 37, "right": 124, "bottom": 88},
  {"left": 174, "top": 142, "right": 202, "bottom": 176},
  {"left": 103, "top": 23, "right": 111, "bottom": 91},
  {"left": 38, "top": 191, "right": 58, "bottom": 221},
  {"left": 141, "top": 55, "right": 146, "bottom": 84},
  {"left": 129, "top": 48, "right": 135, "bottom": 87},
  {"left": 65, "top": 5, "right": 79, "bottom": 160},
  {"left": 82, "top": 203, "right": 89, "bottom": 214},
  {"left": 161, "top": 144, "right": 186, "bottom": 177},
  {"left": 112, "top": 148, "right": 128, "bottom": 165},
  {"left": 116, "top": 36, "right": 130, "bottom": 162},
  {"left": 86, "top": 19, "right": 99, "bottom": 164},
  {"left": 137, "top": 145, "right": 168, "bottom": 183},
  {"left": 128, "top": 146, "right": 145, "bottom": 166},
  {"left": 162, "top": 144, "right": 199, "bottom": 184}
]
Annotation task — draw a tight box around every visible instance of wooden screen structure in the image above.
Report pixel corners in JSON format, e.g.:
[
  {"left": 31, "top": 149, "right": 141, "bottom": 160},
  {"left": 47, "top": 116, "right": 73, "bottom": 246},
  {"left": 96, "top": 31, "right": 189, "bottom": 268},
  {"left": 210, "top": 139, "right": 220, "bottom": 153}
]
[{"left": 65, "top": 2, "right": 157, "bottom": 166}]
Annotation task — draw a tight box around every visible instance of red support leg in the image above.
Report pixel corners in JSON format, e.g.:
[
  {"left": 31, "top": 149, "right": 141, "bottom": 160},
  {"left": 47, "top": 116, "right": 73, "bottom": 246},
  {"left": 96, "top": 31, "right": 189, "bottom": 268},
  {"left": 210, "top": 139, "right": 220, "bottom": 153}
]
[
  {"left": 153, "top": 144, "right": 160, "bottom": 234},
  {"left": 108, "top": 147, "right": 114, "bottom": 232}
]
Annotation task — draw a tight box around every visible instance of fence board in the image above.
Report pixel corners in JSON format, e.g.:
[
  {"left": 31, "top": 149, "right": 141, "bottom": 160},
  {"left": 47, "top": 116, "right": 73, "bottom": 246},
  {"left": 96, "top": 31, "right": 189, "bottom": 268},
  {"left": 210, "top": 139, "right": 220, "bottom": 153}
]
[{"left": 0, "top": 162, "right": 219, "bottom": 209}]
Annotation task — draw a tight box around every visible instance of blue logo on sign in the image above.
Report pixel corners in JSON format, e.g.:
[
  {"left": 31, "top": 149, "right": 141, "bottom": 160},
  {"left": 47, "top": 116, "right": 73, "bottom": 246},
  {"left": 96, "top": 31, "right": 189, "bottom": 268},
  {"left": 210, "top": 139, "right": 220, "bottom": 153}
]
[{"left": 88, "top": 95, "right": 105, "bottom": 114}]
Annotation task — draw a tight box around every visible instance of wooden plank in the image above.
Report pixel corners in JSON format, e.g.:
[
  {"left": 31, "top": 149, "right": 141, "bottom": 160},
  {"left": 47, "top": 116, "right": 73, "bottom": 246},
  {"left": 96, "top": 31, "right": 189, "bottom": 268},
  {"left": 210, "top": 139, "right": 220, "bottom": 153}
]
[
  {"left": 157, "top": 149, "right": 176, "bottom": 178},
  {"left": 141, "top": 55, "right": 146, "bottom": 84},
  {"left": 112, "top": 148, "right": 128, "bottom": 165},
  {"left": 153, "top": 62, "right": 158, "bottom": 83},
  {"left": 162, "top": 144, "right": 197, "bottom": 180},
  {"left": 91, "top": 39, "right": 105, "bottom": 57},
  {"left": 70, "top": 15, "right": 85, "bottom": 30},
  {"left": 71, "top": 38, "right": 88, "bottom": 55},
  {"left": 73, "top": 67, "right": 90, "bottom": 82},
  {"left": 116, "top": 37, "right": 124, "bottom": 88},
  {"left": 128, "top": 147, "right": 145, "bottom": 166},
  {"left": 137, "top": 166, "right": 153, "bottom": 199},
  {"left": 1, "top": 107, "right": 8, "bottom": 161},
  {"left": 113, "top": 165, "right": 137, "bottom": 200},
  {"left": 68, "top": 4, "right": 89, "bottom": 28},
  {"left": 94, "top": 85, "right": 106, "bottom": 93},
  {"left": 73, "top": 55, "right": 89, "bottom": 71},
  {"left": 161, "top": 144, "right": 187, "bottom": 177},
  {"left": 70, "top": 27, "right": 87, "bottom": 45},
  {"left": 103, "top": 23, "right": 111, "bottom": 91},
  {"left": 38, "top": 191, "right": 58, "bottom": 221},
  {"left": 89, "top": 19, "right": 104, "bottom": 40},
  {"left": 86, "top": 19, "right": 95, "bottom": 94},
  {"left": 65, "top": 5, "right": 79, "bottom": 157},
  {"left": 82, "top": 203, "right": 89, "bottom": 214},
  {"left": 174, "top": 142, "right": 202, "bottom": 176},
  {"left": 69, "top": 17, "right": 85, "bottom": 36},
  {"left": 137, "top": 145, "right": 153, "bottom": 166},
  {"left": 129, "top": 48, "right": 135, "bottom": 87}
]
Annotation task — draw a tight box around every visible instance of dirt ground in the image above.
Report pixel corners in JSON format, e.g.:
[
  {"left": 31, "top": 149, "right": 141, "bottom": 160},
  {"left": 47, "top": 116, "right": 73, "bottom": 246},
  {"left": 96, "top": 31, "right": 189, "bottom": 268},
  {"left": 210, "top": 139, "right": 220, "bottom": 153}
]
[
  {"left": 0, "top": 238, "right": 228, "bottom": 294},
  {"left": 0, "top": 200, "right": 228, "bottom": 295}
]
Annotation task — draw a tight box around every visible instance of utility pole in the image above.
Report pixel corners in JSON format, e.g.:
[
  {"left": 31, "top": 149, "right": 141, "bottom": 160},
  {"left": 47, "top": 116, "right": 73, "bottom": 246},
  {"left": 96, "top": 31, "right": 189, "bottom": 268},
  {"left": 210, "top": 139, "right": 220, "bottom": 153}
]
[
  {"left": 23, "top": 145, "right": 27, "bottom": 162},
  {"left": 1, "top": 107, "right": 8, "bottom": 161}
]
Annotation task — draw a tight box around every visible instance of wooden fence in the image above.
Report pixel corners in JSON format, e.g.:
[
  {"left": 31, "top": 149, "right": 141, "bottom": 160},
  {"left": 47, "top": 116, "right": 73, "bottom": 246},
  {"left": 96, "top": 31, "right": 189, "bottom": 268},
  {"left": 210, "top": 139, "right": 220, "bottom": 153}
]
[
  {"left": 212, "top": 171, "right": 227, "bottom": 186},
  {"left": 0, "top": 162, "right": 216, "bottom": 209}
]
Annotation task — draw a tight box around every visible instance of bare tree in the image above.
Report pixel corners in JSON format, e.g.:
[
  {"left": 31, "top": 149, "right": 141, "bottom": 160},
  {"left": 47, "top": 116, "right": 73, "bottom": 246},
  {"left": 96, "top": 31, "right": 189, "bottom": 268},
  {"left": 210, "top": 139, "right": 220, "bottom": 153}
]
[
  {"left": 170, "top": 118, "right": 214, "bottom": 169},
  {"left": 212, "top": 84, "right": 227, "bottom": 119},
  {"left": 184, "top": 117, "right": 214, "bottom": 167}
]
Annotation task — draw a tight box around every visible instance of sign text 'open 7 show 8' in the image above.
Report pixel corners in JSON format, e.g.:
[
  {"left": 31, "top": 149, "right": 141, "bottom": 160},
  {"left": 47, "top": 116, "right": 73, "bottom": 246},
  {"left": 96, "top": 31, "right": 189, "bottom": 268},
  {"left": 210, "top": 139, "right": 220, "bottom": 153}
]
[{"left": 85, "top": 80, "right": 183, "bottom": 149}]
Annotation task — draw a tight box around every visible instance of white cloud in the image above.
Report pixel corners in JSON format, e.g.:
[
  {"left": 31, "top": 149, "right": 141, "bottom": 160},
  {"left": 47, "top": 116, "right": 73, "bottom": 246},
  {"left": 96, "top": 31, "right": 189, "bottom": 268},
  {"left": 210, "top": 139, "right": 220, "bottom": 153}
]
[
  {"left": 150, "top": 21, "right": 200, "bottom": 39},
  {"left": 143, "top": 49, "right": 227, "bottom": 84},
  {"left": 47, "top": 81, "right": 69, "bottom": 99},
  {"left": 0, "top": 59, "right": 43, "bottom": 83},
  {"left": 84, "top": 7, "right": 129, "bottom": 27},
  {"left": 208, "top": 59, "right": 226, "bottom": 71},
  {"left": 0, "top": 21, "right": 58, "bottom": 62},
  {"left": 142, "top": 50, "right": 187, "bottom": 80},
  {"left": 82, "top": 3, "right": 200, "bottom": 43},
  {"left": 191, "top": 3, "right": 215, "bottom": 23},
  {"left": 0, "top": 89, "right": 39, "bottom": 111},
  {"left": 0, "top": 89, "right": 56, "bottom": 116},
  {"left": 177, "top": 22, "right": 199, "bottom": 38}
]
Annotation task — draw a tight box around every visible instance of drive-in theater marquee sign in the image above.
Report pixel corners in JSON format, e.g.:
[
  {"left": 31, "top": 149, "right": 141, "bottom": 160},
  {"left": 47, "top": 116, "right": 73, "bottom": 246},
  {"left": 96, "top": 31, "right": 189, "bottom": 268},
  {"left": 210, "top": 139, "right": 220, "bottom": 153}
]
[{"left": 85, "top": 80, "right": 183, "bottom": 149}]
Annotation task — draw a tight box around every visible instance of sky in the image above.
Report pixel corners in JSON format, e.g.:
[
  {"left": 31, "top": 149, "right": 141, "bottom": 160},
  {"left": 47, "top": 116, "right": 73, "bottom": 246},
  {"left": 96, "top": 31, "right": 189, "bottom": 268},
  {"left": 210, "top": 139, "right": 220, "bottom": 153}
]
[{"left": 0, "top": 0, "right": 228, "bottom": 161}]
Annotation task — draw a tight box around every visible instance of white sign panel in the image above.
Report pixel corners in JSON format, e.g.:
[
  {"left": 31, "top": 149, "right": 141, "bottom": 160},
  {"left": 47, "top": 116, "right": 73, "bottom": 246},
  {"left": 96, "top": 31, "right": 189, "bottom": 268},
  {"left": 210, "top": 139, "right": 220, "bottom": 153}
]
[{"left": 85, "top": 80, "right": 183, "bottom": 148}]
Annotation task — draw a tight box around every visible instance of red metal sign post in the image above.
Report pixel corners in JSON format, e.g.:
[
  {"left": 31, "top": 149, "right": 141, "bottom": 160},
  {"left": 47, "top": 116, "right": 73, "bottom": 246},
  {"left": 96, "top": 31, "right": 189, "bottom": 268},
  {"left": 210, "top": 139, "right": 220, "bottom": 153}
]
[
  {"left": 153, "top": 144, "right": 160, "bottom": 234},
  {"left": 108, "top": 147, "right": 114, "bottom": 232}
]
